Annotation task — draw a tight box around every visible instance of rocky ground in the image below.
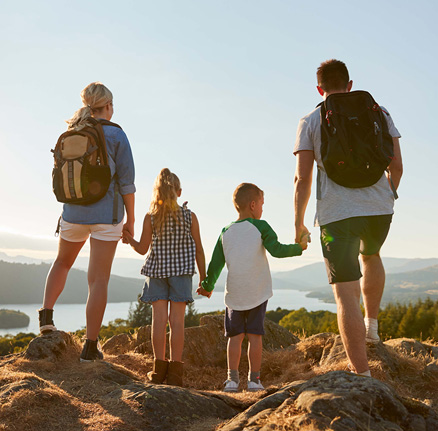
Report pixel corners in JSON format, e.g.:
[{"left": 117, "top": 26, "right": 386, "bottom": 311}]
[{"left": 1, "top": 315, "right": 438, "bottom": 430}]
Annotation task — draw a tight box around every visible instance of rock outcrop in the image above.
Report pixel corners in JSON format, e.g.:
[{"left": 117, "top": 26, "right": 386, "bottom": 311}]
[
  {"left": 220, "top": 371, "right": 438, "bottom": 431},
  {"left": 103, "top": 314, "right": 300, "bottom": 367},
  {"left": 0, "top": 317, "right": 436, "bottom": 431},
  {"left": 25, "top": 330, "right": 81, "bottom": 361}
]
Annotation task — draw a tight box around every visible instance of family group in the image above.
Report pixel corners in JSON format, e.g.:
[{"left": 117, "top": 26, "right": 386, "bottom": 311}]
[{"left": 38, "top": 59, "right": 403, "bottom": 392}]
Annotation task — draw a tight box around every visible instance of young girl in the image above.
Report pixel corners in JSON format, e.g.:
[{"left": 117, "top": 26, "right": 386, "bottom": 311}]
[{"left": 123, "top": 168, "right": 206, "bottom": 386}]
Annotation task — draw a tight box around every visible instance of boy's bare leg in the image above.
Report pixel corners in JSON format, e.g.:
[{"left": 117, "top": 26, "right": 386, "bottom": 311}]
[
  {"left": 86, "top": 238, "right": 118, "bottom": 340},
  {"left": 360, "top": 253, "right": 385, "bottom": 319},
  {"left": 227, "top": 333, "right": 245, "bottom": 370},
  {"left": 43, "top": 238, "right": 86, "bottom": 309},
  {"left": 247, "top": 333, "right": 262, "bottom": 372},
  {"left": 151, "top": 300, "right": 169, "bottom": 360},
  {"left": 332, "top": 281, "right": 369, "bottom": 374},
  {"left": 169, "top": 301, "right": 187, "bottom": 362}
]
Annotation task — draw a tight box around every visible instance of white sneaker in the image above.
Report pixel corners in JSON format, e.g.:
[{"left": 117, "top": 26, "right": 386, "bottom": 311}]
[
  {"left": 247, "top": 380, "right": 265, "bottom": 392},
  {"left": 223, "top": 380, "right": 239, "bottom": 392}
]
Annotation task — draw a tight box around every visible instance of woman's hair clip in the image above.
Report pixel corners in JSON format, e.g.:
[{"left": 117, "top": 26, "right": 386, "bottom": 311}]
[{"left": 158, "top": 200, "right": 163, "bottom": 205}]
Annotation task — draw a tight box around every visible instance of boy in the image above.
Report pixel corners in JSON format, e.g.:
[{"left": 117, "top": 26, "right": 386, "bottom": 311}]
[{"left": 197, "top": 183, "right": 308, "bottom": 392}]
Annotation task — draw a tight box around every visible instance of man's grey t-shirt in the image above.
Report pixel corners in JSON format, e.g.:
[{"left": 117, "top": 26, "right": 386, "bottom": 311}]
[{"left": 294, "top": 105, "right": 401, "bottom": 227}]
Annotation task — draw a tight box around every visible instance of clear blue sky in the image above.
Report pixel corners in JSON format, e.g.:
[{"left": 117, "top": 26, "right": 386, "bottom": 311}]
[{"left": 0, "top": 0, "right": 437, "bottom": 271}]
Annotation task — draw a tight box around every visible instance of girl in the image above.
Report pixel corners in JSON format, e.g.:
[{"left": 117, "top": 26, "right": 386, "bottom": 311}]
[
  {"left": 123, "top": 168, "right": 205, "bottom": 386},
  {"left": 40, "top": 82, "right": 136, "bottom": 362}
]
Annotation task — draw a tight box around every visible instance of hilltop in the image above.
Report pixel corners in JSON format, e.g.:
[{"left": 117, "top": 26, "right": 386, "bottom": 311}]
[{"left": 1, "top": 315, "right": 437, "bottom": 430}]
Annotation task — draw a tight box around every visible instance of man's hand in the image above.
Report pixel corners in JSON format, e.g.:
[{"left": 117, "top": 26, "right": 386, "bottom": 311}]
[
  {"left": 196, "top": 285, "right": 212, "bottom": 298},
  {"left": 295, "top": 225, "right": 310, "bottom": 245}
]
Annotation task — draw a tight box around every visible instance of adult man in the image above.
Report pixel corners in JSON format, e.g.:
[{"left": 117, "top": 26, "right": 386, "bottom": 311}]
[{"left": 293, "top": 59, "right": 403, "bottom": 376}]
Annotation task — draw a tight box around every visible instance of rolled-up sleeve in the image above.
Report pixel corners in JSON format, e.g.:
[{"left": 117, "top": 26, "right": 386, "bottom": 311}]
[{"left": 115, "top": 130, "right": 136, "bottom": 195}]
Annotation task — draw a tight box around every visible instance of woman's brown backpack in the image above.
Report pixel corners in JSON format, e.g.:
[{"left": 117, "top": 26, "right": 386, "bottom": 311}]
[{"left": 51, "top": 118, "right": 121, "bottom": 205}]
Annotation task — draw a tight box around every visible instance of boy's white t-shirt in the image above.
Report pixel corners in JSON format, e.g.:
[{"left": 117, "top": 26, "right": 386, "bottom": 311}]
[{"left": 201, "top": 219, "right": 302, "bottom": 311}]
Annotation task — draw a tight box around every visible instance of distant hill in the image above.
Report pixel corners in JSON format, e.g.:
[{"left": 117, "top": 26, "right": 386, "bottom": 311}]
[
  {"left": 0, "top": 261, "right": 143, "bottom": 304},
  {"left": 305, "top": 265, "right": 438, "bottom": 305},
  {"left": 273, "top": 258, "right": 438, "bottom": 288},
  {"left": 1, "top": 257, "right": 437, "bottom": 305}
]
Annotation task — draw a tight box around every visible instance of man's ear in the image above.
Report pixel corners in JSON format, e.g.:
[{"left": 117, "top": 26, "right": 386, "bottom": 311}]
[
  {"left": 250, "top": 200, "right": 256, "bottom": 211},
  {"left": 347, "top": 80, "right": 353, "bottom": 92},
  {"left": 317, "top": 86, "right": 324, "bottom": 96}
]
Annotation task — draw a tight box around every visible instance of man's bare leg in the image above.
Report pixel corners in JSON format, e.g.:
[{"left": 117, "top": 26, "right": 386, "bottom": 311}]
[
  {"left": 332, "top": 280, "right": 369, "bottom": 374},
  {"left": 361, "top": 253, "right": 385, "bottom": 342}
]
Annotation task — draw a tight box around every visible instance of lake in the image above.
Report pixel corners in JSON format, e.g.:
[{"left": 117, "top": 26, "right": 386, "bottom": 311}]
[{"left": 0, "top": 289, "right": 337, "bottom": 336}]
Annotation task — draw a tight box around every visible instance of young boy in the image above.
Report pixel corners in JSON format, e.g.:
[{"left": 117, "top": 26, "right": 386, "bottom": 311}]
[{"left": 197, "top": 183, "right": 308, "bottom": 392}]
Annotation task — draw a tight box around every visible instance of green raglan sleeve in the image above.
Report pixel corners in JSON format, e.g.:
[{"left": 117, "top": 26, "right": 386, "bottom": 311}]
[
  {"left": 201, "top": 231, "right": 226, "bottom": 292},
  {"left": 252, "top": 219, "right": 303, "bottom": 258}
]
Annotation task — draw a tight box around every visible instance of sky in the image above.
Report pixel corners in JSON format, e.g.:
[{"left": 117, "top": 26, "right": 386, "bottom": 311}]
[{"left": 0, "top": 0, "right": 437, "bottom": 273}]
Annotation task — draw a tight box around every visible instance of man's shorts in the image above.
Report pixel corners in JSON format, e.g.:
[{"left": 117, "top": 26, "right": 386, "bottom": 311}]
[
  {"left": 140, "top": 275, "right": 194, "bottom": 304},
  {"left": 60, "top": 218, "right": 123, "bottom": 242},
  {"left": 224, "top": 300, "right": 268, "bottom": 337},
  {"left": 320, "top": 214, "right": 393, "bottom": 284}
]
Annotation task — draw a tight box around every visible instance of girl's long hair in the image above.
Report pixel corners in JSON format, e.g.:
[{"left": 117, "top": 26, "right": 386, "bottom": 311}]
[
  {"left": 149, "top": 168, "right": 181, "bottom": 233},
  {"left": 66, "top": 82, "right": 113, "bottom": 131}
]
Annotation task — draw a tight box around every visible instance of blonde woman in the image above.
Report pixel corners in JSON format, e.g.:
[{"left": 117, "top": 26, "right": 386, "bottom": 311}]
[
  {"left": 123, "top": 168, "right": 206, "bottom": 386},
  {"left": 40, "top": 82, "right": 136, "bottom": 362}
]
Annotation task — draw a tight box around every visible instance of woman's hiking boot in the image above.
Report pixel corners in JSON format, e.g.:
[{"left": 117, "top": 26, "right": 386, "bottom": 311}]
[
  {"left": 147, "top": 359, "right": 169, "bottom": 384},
  {"left": 80, "top": 339, "right": 104, "bottom": 362},
  {"left": 167, "top": 360, "right": 184, "bottom": 387},
  {"left": 38, "top": 308, "right": 57, "bottom": 334}
]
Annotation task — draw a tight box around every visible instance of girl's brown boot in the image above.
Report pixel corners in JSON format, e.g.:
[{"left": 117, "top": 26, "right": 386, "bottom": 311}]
[
  {"left": 147, "top": 359, "right": 169, "bottom": 384},
  {"left": 167, "top": 360, "right": 184, "bottom": 387}
]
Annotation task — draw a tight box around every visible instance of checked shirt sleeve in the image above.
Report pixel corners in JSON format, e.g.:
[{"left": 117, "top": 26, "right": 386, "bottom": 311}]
[
  {"left": 201, "top": 231, "right": 226, "bottom": 292},
  {"left": 251, "top": 219, "right": 302, "bottom": 258}
]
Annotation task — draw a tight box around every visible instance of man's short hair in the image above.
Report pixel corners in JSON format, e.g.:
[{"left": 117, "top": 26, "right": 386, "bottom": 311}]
[
  {"left": 233, "top": 183, "right": 263, "bottom": 212},
  {"left": 317, "top": 59, "right": 350, "bottom": 93}
]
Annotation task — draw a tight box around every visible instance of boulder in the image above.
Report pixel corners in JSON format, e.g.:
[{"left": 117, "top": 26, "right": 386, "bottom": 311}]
[
  {"left": 102, "top": 333, "right": 136, "bottom": 355},
  {"left": 219, "top": 371, "right": 438, "bottom": 431},
  {"left": 103, "top": 315, "right": 299, "bottom": 367},
  {"left": 184, "top": 315, "right": 299, "bottom": 367},
  {"left": 385, "top": 338, "right": 438, "bottom": 361},
  {"left": 103, "top": 381, "right": 238, "bottom": 430},
  {"left": 25, "top": 331, "right": 81, "bottom": 361}
]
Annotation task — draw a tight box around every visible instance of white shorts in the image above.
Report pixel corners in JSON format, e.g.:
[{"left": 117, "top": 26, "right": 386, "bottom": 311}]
[{"left": 60, "top": 218, "right": 123, "bottom": 242}]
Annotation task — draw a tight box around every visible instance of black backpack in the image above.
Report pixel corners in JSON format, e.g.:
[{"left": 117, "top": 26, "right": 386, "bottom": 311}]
[
  {"left": 51, "top": 118, "right": 121, "bottom": 205},
  {"left": 320, "top": 90, "right": 394, "bottom": 190}
]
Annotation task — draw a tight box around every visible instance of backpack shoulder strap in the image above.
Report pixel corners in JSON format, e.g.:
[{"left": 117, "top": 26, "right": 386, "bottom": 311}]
[{"left": 97, "top": 119, "right": 122, "bottom": 130}]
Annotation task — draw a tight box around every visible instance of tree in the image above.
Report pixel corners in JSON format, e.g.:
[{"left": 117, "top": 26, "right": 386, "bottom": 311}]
[
  {"left": 127, "top": 296, "right": 152, "bottom": 327},
  {"left": 185, "top": 301, "right": 199, "bottom": 327}
]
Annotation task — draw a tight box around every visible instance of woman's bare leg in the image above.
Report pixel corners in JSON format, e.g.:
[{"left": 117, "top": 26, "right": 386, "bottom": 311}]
[
  {"left": 43, "top": 238, "right": 86, "bottom": 309},
  {"left": 85, "top": 238, "right": 118, "bottom": 340}
]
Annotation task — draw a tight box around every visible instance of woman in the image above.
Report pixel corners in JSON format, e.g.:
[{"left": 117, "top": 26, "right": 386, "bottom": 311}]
[{"left": 39, "top": 82, "right": 135, "bottom": 362}]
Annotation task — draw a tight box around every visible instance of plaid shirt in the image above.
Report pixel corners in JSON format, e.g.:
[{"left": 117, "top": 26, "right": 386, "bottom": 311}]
[{"left": 141, "top": 205, "right": 196, "bottom": 278}]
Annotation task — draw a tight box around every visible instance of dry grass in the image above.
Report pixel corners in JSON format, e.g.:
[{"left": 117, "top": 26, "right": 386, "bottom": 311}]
[{"left": 1, "top": 333, "right": 437, "bottom": 431}]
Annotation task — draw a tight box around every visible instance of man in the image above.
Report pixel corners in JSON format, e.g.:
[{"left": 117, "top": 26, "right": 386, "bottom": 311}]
[{"left": 293, "top": 59, "right": 403, "bottom": 376}]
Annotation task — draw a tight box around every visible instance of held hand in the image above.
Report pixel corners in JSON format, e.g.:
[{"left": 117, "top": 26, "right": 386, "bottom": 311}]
[
  {"left": 299, "top": 235, "right": 310, "bottom": 251},
  {"left": 295, "top": 225, "right": 310, "bottom": 244},
  {"left": 122, "top": 230, "right": 133, "bottom": 245},
  {"left": 123, "top": 220, "right": 134, "bottom": 238},
  {"left": 196, "top": 285, "right": 212, "bottom": 299}
]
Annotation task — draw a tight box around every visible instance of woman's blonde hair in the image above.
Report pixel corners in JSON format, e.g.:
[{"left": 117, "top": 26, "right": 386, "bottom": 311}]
[
  {"left": 66, "top": 82, "right": 113, "bottom": 130},
  {"left": 149, "top": 168, "right": 181, "bottom": 233}
]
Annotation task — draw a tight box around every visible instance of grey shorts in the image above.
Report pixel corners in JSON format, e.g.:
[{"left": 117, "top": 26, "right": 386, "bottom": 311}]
[
  {"left": 320, "top": 214, "right": 392, "bottom": 284},
  {"left": 140, "top": 275, "right": 194, "bottom": 304}
]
